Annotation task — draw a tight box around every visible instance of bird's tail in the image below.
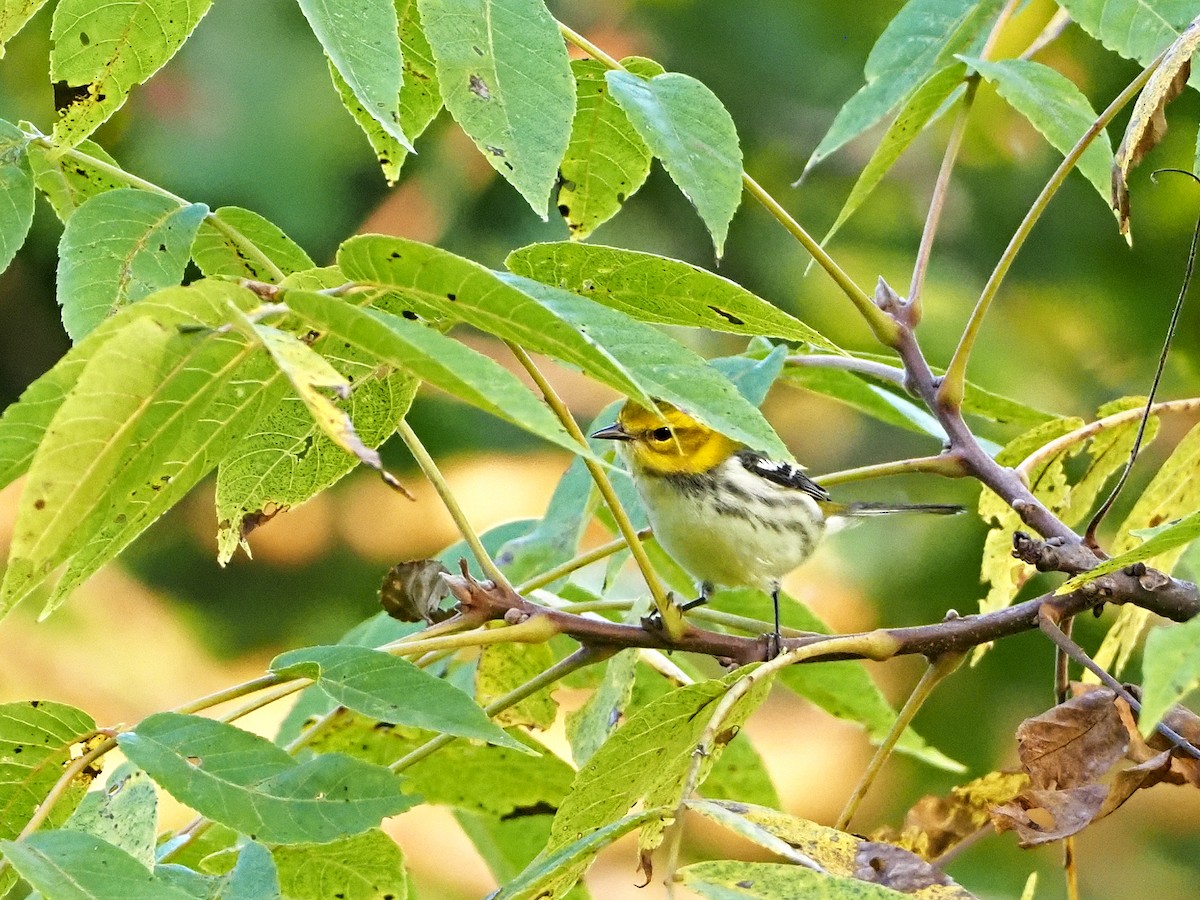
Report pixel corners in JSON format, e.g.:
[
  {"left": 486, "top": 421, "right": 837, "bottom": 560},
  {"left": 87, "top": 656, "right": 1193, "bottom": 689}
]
[{"left": 822, "top": 501, "right": 965, "bottom": 517}]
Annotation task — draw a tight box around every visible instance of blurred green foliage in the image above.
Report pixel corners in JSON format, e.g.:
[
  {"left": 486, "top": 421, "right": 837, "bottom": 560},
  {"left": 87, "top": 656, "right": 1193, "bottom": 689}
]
[{"left": 2, "top": 1, "right": 1199, "bottom": 897}]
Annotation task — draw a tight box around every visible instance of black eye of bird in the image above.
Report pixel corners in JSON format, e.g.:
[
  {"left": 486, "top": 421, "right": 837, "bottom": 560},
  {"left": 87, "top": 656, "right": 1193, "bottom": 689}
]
[{"left": 651, "top": 427, "right": 673, "bottom": 442}]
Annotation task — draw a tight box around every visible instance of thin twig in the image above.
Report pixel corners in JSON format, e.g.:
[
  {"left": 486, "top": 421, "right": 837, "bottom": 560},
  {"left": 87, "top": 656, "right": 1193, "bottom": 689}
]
[
  {"left": 785, "top": 353, "right": 906, "bottom": 385},
  {"left": 1085, "top": 180, "right": 1200, "bottom": 545},
  {"left": 816, "top": 454, "right": 966, "bottom": 488}
]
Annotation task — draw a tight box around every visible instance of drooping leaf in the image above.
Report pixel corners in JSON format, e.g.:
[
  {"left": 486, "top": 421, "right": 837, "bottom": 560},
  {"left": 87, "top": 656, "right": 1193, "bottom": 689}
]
[
  {"left": 281, "top": 289, "right": 582, "bottom": 455},
  {"left": 417, "top": 0, "right": 574, "bottom": 214},
  {"left": 62, "top": 763, "right": 158, "bottom": 867},
  {"left": 339, "top": 235, "right": 789, "bottom": 457},
  {"left": 49, "top": 0, "right": 215, "bottom": 148},
  {"left": 709, "top": 343, "right": 788, "bottom": 408},
  {"left": 270, "top": 829, "right": 407, "bottom": 900},
  {"left": 1111, "top": 17, "right": 1200, "bottom": 237},
  {"left": 117, "top": 712, "right": 413, "bottom": 844},
  {"left": 803, "top": 0, "right": 1000, "bottom": 175},
  {"left": 56, "top": 188, "right": 208, "bottom": 340},
  {"left": 0, "top": 0, "right": 50, "bottom": 56},
  {"left": 191, "top": 206, "right": 313, "bottom": 281},
  {"left": 1140, "top": 616, "right": 1200, "bottom": 738},
  {"left": 331, "top": 0, "right": 441, "bottom": 183},
  {"left": 0, "top": 118, "right": 33, "bottom": 275},
  {"left": 269, "top": 644, "right": 527, "bottom": 750},
  {"left": 296, "top": 0, "right": 409, "bottom": 150},
  {"left": 25, "top": 134, "right": 126, "bottom": 221},
  {"left": 505, "top": 242, "right": 839, "bottom": 352},
  {"left": 965, "top": 56, "right": 1113, "bottom": 205},
  {"left": 606, "top": 69, "right": 742, "bottom": 256},
  {"left": 559, "top": 57, "right": 662, "bottom": 240},
  {"left": 821, "top": 63, "right": 966, "bottom": 248},
  {"left": 1, "top": 830, "right": 200, "bottom": 900}
]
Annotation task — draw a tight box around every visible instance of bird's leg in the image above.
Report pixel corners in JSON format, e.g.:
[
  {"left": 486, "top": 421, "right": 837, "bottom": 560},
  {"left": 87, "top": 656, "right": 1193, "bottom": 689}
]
[
  {"left": 678, "top": 582, "right": 712, "bottom": 612},
  {"left": 767, "top": 585, "right": 783, "bottom": 660}
]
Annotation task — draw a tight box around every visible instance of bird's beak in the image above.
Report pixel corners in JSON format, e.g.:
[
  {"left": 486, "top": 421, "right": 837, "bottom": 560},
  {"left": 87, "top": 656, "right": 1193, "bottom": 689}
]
[{"left": 591, "top": 423, "right": 632, "bottom": 441}]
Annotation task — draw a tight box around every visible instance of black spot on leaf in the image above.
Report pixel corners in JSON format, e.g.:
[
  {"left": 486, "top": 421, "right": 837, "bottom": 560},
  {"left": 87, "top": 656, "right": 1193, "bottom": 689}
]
[
  {"left": 708, "top": 306, "right": 744, "bottom": 325},
  {"left": 469, "top": 74, "right": 491, "bottom": 99}
]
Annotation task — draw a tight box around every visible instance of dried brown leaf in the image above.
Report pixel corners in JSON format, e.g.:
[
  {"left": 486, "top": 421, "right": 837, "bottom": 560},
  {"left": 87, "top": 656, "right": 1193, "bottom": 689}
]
[
  {"left": 379, "top": 559, "right": 453, "bottom": 623},
  {"left": 1112, "top": 16, "right": 1200, "bottom": 237},
  {"left": 991, "top": 784, "right": 1107, "bottom": 846},
  {"left": 855, "top": 842, "right": 956, "bottom": 892},
  {"left": 1017, "top": 688, "right": 1128, "bottom": 788},
  {"left": 875, "top": 770, "right": 1029, "bottom": 860}
]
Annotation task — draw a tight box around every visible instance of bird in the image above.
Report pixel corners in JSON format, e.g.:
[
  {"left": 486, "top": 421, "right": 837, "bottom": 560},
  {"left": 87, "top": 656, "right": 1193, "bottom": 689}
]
[{"left": 592, "top": 399, "right": 963, "bottom": 653}]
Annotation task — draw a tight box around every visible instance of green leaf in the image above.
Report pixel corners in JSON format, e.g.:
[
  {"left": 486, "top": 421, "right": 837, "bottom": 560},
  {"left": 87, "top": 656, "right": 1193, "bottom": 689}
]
[
  {"left": 679, "top": 860, "right": 909, "bottom": 899},
  {"left": 221, "top": 841, "right": 281, "bottom": 900},
  {"left": 684, "top": 800, "right": 824, "bottom": 869},
  {"left": 281, "top": 290, "right": 582, "bottom": 455},
  {"left": 417, "top": 0, "right": 574, "bottom": 214},
  {"left": 296, "top": 0, "right": 408, "bottom": 151},
  {"left": 2, "top": 831, "right": 200, "bottom": 900},
  {"left": 505, "top": 242, "right": 838, "bottom": 352},
  {"left": 331, "top": 0, "right": 441, "bottom": 183},
  {"left": 964, "top": 57, "right": 1112, "bottom": 204},
  {"left": 476, "top": 642, "right": 558, "bottom": 730},
  {"left": 502, "top": 273, "right": 791, "bottom": 459},
  {"left": 1062, "top": 508, "right": 1200, "bottom": 592},
  {"left": 780, "top": 365, "right": 946, "bottom": 438},
  {"left": 191, "top": 207, "right": 313, "bottom": 282},
  {"left": 1139, "top": 616, "right": 1200, "bottom": 738},
  {"left": 494, "top": 457, "right": 594, "bottom": 586},
  {"left": 804, "top": 0, "right": 999, "bottom": 174},
  {"left": 26, "top": 135, "right": 126, "bottom": 221},
  {"left": 0, "top": 118, "right": 33, "bottom": 275},
  {"left": 0, "top": 0, "right": 50, "bottom": 56},
  {"left": 712, "top": 590, "right": 962, "bottom": 772},
  {"left": 117, "top": 712, "right": 413, "bottom": 844},
  {"left": 1059, "top": 0, "right": 1200, "bottom": 86},
  {"left": 56, "top": 189, "right": 208, "bottom": 340},
  {"left": 339, "top": 235, "right": 788, "bottom": 456},
  {"left": 271, "top": 829, "right": 407, "bottom": 900},
  {"left": 0, "top": 701, "right": 96, "bottom": 850},
  {"left": 559, "top": 57, "right": 662, "bottom": 240},
  {"left": 455, "top": 810, "right": 560, "bottom": 892},
  {"left": 565, "top": 650, "right": 638, "bottom": 767},
  {"left": 606, "top": 70, "right": 742, "bottom": 256},
  {"left": 49, "top": 0, "right": 214, "bottom": 149},
  {"left": 821, "top": 63, "right": 966, "bottom": 247},
  {"left": 494, "top": 808, "right": 666, "bottom": 900},
  {"left": 701, "top": 729, "right": 780, "bottom": 809},
  {"left": 710, "top": 344, "right": 788, "bottom": 408},
  {"left": 548, "top": 670, "right": 772, "bottom": 878},
  {"left": 269, "top": 644, "right": 527, "bottom": 750},
  {"left": 63, "top": 764, "right": 158, "bottom": 867},
  {"left": 1058, "top": 397, "right": 1157, "bottom": 529}
]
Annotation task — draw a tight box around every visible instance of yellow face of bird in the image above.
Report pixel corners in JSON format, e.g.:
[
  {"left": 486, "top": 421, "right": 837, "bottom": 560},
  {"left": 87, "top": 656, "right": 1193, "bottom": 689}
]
[{"left": 598, "top": 400, "right": 743, "bottom": 476}]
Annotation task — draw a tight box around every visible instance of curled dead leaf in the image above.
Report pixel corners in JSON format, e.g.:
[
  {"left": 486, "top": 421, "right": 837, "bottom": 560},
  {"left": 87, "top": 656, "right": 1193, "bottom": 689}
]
[{"left": 379, "top": 559, "right": 453, "bottom": 623}]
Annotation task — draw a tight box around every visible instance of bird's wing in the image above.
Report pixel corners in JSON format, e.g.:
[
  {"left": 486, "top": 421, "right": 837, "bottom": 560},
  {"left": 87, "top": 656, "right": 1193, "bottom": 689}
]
[{"left": 735, "top": 451, "right": 831, "bottom": 501}]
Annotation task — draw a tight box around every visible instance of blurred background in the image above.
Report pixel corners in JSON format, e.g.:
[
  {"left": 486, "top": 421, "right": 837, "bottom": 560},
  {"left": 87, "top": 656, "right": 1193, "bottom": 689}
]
[{"left": 1, "top": 0, "right": 1199, "bottom": 897}]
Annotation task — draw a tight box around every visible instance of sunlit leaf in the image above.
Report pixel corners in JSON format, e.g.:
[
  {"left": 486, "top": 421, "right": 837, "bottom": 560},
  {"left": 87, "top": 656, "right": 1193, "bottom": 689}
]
[
  {"left": 0, "top": 0, "right": 50, "bottom": 56},
  {"left": 803, "top": 0, "right": 1000, "bottom": 175},
  {"left": 270, "top": 829, "right": 406, "bottom": 900},
  {"left": 1140, "top": 616, "right": 1200, "bottom": 737},
  {"left": 679, "top": 859, "right": 911, "bottom": 900},
  {"left": 558, "top": 57, "right": 661, "bottom": 239},
  {"left": 417, "top": 0, "right": 574, "bottom": 214},
  {"left": 0, "top": 118, "right": 33, "bottom": 275},
  {"left": 25, "top": 134, "right": 126, "bottom": 221},
  {"left": 281, "top": 289, "right": 582, "bottom": 455},
  {"left": 118, "top": 713, "right": 413, "bottom": 844},
  {"left": 297, "top": 0, "right": 409, "bottom": 151},
  {"left": 476, "top": 642, "right": 557, "bottom": 730},
  {"left": 270, "top": 644, "right": 527, "bottom": 750},
  {"left": 191, "top": 207, "right": 313, "bottom": 282},
  {"left": 506, "top": 242, "right": 839, "bottom": 352},
  {"left": 606, "top": 69, "right": 742, "bottom": 256},
  {"left": 965, "top": 56, "right": 1112, "bottom": 205},
  {"left": 57, "top": 189, "right": 207, "bottom": 340},
  {"left": 49, "top": 0, "right": 214, "bottom": 148}
]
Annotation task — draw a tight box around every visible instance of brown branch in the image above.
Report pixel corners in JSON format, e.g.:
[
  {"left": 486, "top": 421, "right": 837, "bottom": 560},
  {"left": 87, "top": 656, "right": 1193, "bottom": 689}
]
[{"left": 441, "top": 532, "right": 1200, "bottom": 667}]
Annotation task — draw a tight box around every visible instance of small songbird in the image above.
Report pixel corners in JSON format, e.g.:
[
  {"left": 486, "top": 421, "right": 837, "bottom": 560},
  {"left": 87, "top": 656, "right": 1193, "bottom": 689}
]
[{"left": 592, "top": 399, "right": 962, "bottom": 649}]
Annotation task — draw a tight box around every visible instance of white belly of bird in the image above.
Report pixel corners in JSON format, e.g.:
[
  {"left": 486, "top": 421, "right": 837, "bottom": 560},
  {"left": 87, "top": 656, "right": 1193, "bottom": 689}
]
[{"left": 636, "top": 461, "right": 826, "bottom": 593}]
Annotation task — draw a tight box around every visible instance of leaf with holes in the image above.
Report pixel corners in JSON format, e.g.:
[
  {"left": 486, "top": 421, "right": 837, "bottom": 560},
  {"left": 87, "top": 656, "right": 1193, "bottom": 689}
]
[
  {"left": 26, "top": 134, "right": 126, "bottom": 221},
  {"left": 49, "top": 0, "right": 214, "bottom": 148},
  {"left": 606, "top": 69, "right": 742, "bottom": 256},
  {"left": 56, "top": 189, "right": 207, "bottom": 340},
  {"left": 417, "top": 0, "right": 574, "bottom": 214}
]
